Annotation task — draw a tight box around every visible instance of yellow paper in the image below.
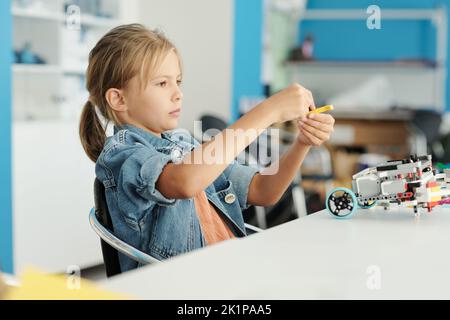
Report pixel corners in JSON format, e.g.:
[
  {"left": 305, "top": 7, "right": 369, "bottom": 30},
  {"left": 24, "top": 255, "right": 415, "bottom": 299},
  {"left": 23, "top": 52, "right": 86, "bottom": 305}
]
[
  {"left": 0, "top": 274, "right": 8, "bottom": 299},
  {"left": 4, "top": 267, "right": 130, "bottom": 300}
]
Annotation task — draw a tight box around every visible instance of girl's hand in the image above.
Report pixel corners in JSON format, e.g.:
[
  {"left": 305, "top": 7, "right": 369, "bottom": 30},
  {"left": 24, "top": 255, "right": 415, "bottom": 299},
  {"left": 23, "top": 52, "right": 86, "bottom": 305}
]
[
  {"left": 296, "top": 113, "right": 335, "bottom": 146},
  {"left": 260, "top": 83, "right": 315, "bottom": 124}
]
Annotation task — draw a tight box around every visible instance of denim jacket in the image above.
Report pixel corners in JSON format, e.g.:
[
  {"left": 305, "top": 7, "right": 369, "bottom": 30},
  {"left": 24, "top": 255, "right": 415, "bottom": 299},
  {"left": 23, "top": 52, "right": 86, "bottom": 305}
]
[{"left": 95, "top": 124, "right": 259, "bottom": 272}]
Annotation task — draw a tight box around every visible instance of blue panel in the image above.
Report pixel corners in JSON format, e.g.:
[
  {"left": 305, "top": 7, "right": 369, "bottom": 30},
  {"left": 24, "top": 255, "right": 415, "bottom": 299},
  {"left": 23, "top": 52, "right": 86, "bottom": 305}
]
[
  {"left": 232, "top": 0, "right": 264, "bottom": 121},
  {"left": 300, "top": 0, "right": 450, "bottom": 110},
  {"left": 307, "top": 0, "right": 443, "bottom": 9},
  {"left": 0, "top": 0, "right": 13, "bottom": 274},
  {"left": 299, "top": 20, "right": 436, "bottom": 61}
]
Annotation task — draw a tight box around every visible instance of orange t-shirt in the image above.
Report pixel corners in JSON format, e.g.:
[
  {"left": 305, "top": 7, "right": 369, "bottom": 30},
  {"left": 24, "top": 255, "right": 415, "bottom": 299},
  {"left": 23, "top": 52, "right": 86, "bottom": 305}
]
[{"left": 193, "top": 191, "right": 235, "bottom": 245}]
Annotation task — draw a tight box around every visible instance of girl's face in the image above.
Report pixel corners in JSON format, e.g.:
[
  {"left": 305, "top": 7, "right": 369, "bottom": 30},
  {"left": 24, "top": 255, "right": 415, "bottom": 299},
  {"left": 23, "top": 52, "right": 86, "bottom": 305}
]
[{"left": 124, "top": 49, "right": 183, "bottom": 137}]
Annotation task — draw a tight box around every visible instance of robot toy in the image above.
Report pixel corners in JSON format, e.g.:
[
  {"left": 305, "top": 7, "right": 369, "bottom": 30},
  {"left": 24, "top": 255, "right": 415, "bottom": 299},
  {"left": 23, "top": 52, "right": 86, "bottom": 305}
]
[{"left": 326, "top": 155, "right": 450, "bottom": 218}]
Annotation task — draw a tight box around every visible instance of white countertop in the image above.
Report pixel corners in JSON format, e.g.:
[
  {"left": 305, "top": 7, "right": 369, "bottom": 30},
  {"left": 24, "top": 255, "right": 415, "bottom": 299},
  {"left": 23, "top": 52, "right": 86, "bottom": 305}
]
[{"left": 100, "top": 206, "right": 450, "bottom": 299}]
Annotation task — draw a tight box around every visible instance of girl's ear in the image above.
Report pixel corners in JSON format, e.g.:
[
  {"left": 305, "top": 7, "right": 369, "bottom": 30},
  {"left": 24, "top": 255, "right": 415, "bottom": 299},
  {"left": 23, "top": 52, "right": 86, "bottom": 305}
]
[{"left": 105, "top": 88, "right": 127, "bottom": 112}]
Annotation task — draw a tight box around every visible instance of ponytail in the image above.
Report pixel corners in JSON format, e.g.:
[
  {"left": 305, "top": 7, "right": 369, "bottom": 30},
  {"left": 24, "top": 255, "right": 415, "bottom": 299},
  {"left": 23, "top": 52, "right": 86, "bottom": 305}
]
[{"left": 79, "top": 101, "right": 106, "bottom": 162}]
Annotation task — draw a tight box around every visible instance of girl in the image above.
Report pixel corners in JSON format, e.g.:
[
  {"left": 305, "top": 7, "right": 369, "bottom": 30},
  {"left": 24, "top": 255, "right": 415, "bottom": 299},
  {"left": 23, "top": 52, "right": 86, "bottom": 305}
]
[{"left": 79, "top": 24, "right": 334, "bottom": 272}]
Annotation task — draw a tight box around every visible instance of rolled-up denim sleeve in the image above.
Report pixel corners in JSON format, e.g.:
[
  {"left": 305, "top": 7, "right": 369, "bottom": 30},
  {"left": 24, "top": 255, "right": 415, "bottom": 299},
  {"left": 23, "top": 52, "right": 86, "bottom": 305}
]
[
  {"left": 223, "top": 161, "right": 259, "bottom": 210},
  {"left": 113, "top": 145, "right": 177, "bottom": 208}
]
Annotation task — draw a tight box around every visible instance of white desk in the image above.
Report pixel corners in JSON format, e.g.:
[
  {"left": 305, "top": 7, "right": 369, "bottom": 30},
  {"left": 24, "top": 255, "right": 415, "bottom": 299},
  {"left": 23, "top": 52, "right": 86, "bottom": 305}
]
[{"left": 100, "top": 207, "right": 450, "bottom": 299}]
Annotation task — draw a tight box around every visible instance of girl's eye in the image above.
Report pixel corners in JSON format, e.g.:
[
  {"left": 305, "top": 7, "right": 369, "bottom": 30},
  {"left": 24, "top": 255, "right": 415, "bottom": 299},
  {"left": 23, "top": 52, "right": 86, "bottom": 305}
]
[
  {"left": 158, "top": 81, "right": 167, "bottom": 87},
  {"left": 177, "top": 80, "right": 182, "bottom": 86}
]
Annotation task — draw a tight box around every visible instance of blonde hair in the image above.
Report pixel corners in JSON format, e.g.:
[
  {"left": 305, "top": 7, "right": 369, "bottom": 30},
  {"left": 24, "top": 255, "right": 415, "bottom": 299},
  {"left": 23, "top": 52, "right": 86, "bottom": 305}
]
[{"left": 79, "top": 23, "right": 180, "bottom": 162}]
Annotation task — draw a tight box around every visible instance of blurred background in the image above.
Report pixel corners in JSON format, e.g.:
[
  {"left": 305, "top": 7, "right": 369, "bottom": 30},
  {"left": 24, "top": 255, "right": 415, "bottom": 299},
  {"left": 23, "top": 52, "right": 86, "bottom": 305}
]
[{"left": 2, "top": 0, "right": 450, "bottom": 279}]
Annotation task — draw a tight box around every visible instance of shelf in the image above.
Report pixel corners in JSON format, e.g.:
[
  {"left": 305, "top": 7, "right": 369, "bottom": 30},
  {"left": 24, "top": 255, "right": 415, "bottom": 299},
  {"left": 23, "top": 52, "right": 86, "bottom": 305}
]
[
  {"left": 298, "top": 9, "right": 441, "bottom": 21},
  {"left": 290, "top": 7, "right": 447, "bottom": 111},
  {"left": 12, "top": 0, "right": 126, "bottom": 124},
  {"left": 331, "top": 109, "right": 415, "bottom": 121},
  {"left": 13, "top": 7, "right": 120, "bottom": 28},
  {"left": 13, "top": 64, "right": 61, "bottom": 74},
  {"left": 12, "top": 7, "right": 63, "bottom": 22},
  {"left": 286, "top": 60, "right": 439, "bottom": 69}
]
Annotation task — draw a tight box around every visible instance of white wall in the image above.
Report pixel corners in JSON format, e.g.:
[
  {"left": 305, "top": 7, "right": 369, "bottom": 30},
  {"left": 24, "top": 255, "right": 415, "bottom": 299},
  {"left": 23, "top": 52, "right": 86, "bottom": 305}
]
[
  {"left": 138, "top": 0, "right": 234, "bottom": 132},
  {"left": 119, "top": 0, "right": 141, "bottom": 23},
  {"left": 13, "top": 121, "right": 101, "bottom": 274}
]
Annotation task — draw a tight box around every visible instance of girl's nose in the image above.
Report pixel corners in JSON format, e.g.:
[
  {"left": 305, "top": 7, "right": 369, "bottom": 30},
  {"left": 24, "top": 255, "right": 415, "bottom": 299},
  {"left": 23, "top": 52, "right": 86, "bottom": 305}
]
[{"left": 173, "top": 87, "right": 183, "bottom": 102}]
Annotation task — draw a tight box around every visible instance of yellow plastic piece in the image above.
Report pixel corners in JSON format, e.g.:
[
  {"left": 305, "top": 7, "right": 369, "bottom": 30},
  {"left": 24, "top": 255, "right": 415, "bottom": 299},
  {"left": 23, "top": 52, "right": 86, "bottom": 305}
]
[
  {"left": 3, "top": 267, "right": 131, "bottom": 300},
  {"left": 308, "top": 105, "right": 334, "bottom": 115}
]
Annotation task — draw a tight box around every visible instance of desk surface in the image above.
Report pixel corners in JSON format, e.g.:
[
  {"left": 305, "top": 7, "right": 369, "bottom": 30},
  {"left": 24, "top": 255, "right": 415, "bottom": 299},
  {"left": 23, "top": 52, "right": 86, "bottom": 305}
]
[{"left": 100, "top": 207, "right": 450, "bottom": 299}]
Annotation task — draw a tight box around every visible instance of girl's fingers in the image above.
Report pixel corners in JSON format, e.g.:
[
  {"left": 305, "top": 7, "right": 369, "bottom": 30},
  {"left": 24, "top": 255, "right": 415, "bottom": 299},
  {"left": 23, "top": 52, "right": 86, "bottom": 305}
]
[
  {"left": 300, "top": 122, "right": 330, "bottom": 141},
  {"left": 300, "top": 128, "right": 322, "bottom": 146},
  {"left": 298, "top": 118, "right": 334, "bottom": 135},
  {"left": 306, "top": 89, "right": 316, "bottom": 112},
  {"left": 309, "top": 98, "right": 316, "bottom": 112},
  {"left": 307, "top": 113, "right": 335, "bottom": 125}
]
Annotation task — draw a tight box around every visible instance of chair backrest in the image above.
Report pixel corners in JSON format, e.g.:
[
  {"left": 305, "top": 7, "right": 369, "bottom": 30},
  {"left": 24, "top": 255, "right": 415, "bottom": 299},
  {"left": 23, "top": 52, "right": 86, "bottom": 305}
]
[
  {"left": 199, "top": 114, "right": 228, "bottom": 134},
  {"left": 93, "top": 179, "right": 122, "bottom": 277},
  {"left": 93, "top": 178, "right": 262, "bottom": 277},
  {"left": 412, "top": 110, "right": 442, "bottom": 145}
]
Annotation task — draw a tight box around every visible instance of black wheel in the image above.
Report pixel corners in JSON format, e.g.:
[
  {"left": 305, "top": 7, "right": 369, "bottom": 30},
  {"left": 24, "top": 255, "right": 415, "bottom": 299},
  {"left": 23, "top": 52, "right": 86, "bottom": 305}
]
[{"left": 326, "top": 187, "right": 357, "bottom": 219}]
